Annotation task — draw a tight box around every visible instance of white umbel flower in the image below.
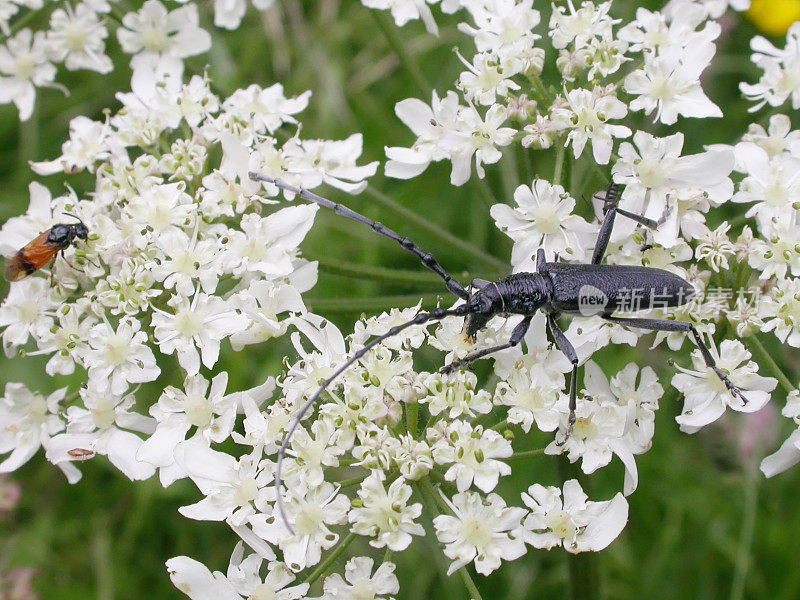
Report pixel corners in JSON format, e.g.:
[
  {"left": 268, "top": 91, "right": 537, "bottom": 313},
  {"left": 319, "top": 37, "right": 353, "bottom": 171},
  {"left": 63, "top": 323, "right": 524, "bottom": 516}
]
[
  {"left": 672, "top": 339, "right": 777, "bottom": 432},
  {"left": 433, "top": 491, "right": 526, "bottom": 575},
  {"left": 522, "top": 479, "right": 628, "bottom": 553},
  {"left": 348, "top": 470, "right": 424, "bottom": 551}
]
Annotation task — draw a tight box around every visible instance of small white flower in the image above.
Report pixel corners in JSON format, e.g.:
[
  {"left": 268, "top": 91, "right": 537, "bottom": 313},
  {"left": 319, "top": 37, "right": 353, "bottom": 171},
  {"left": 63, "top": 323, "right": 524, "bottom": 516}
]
[
  {"left": 321, "top": 556, "right": 399, "bottom": 600},
  {"left": 46, "top": 384, "right": 156, "bottom": 481},
  {"left": 175, "top": 440, "right": 274, "bottom": 528},
  {"left": 522, "top": 479, "right": 628, "bottom": 553},
  {"left": 695, "top": 223, "right": 736, "bottom": 272},
  {"left": 152, "top": 290, "right": 249, "bottom": 375},
  {"left": 433, "top": 491, "right": 526, "bottom": 575},
  {"left": 742, "top": 114, "right": 800, "bottom": 158},
  {"left": 348, "top": 470, "right": 424, "bottom": 551},
  {"left": 740, "top": 22, "right": 800, "bottom": 111},
  {"left": 550, "top": 87, "right": 631, "bottom": 164},
  {"left": 761, "top": 277, "right": 800, "bottom": 347},
  {"left": 732, "top": 143, "right": 800, "bottom": 233},
  {"left": 491, "top": 179, "right": 595, "bottom": 269},
  {"left": 137, "top": 372, "right": 238, "bottom": 485},
  {"left": 30, "top": 116, "right": 114, "bottom": 175},
  {"left": 47, "top": 3, "right": 112, "bottom": 73},
  {"left": 0, "top": 277, "right": 57, "bottom": 356},
  {"left": 117, "top": 0, "right": 211, "bottom": 76},
  {"left": 223, "top": 84, "right": 311, "bottom": 135},
  {"left": 612, "top": 131, "right": 734, "bottom": 247},
  {"left": 84, "top": 317, "right": 160, "bottom": 395},
  {"left": 624, "top": 35, "right": 722, "bottom": 125},
  {"left": 249, "top": 480, "right": 350, "bottom": 572},
  {"left": 458, "top": 0, "right": 541, "bottom": 61},
  {"left": 0, "top": 29, "right": 57, "bottom": 120},
  {"left": 673, "top": 339, "right": 777, "bottom": 431},
  {"left": 457, "top": 51, "right": 521, "bottom": 106},
  {"left": 0, "top": 384, "right": 72, "bottom": 480},
  {"left": 431, "top": 420, "right": 512, "bottom": 493}
]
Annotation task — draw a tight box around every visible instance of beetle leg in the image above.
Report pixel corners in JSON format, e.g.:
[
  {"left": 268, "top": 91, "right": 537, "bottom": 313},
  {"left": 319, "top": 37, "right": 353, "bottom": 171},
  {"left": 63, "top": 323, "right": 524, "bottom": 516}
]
[
  {"left": 592, "top": 188, "right": 672, "bottom": 264},
  {"left": 591, "top": 206, "right": 618, "bottom": 264},
  {"left": 536, "top": 248, "right": 546, "bottom": 271},
  {"left": 440, "top": 316, "right": 532, "bottom": 375},
  {"left": 615, "top": 204, "right": 671, "bottom": 230},
  {"left": 601, "top": 316, "right": 749, "bottom": 404},
  {"left": 547, "top": 313, "right": 579, "bottom": 445}
]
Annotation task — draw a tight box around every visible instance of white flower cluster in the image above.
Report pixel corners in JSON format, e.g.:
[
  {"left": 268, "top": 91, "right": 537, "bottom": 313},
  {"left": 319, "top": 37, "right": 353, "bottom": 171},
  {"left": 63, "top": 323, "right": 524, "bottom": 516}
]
[
  {"left": 381, "top": 0, "right": 751, "bottom": 187},
  {"left": 0, "top": 0, "right": 277, "bottom": 120},
  {"left": 2, "top": 0, "right": 800, "bottom": 597},
  {"left": 0, "top": 69, "right": 378, "bottom": 495}
]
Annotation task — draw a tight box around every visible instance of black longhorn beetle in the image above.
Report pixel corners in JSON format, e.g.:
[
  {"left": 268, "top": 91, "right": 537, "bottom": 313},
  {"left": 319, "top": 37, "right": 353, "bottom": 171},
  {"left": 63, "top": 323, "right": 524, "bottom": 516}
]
[{"left": 249, "top": 172, "right": 748, "bottom": 532}]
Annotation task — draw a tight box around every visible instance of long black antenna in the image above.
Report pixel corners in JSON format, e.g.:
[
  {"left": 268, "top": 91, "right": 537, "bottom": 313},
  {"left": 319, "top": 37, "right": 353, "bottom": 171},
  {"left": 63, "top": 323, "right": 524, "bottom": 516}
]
[
  {"left": 249, "top": 173, "right": 470, "bottom": 300},
  {"left": 274, "top": 304, "right": 471, "bottom": 534}
]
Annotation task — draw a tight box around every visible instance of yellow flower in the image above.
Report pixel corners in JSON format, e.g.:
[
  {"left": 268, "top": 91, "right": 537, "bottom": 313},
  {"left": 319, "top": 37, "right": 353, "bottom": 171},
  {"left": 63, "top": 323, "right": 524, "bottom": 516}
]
[{"left": 747, "top": 0, "right": 800, "bottom": 36}]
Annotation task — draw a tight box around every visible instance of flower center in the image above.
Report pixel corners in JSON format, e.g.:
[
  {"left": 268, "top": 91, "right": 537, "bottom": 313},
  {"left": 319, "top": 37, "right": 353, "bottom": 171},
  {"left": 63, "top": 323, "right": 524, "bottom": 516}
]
[
  {"left": 104, "top": 334, "right": 131, "bottom": 366},
  {"left": 461, "top": 516, "right": 492, "bottom": 548},
  {"left": 141, "top": 26, "right": 169, "bottom": 52},
  {"left": 14, "top": 53, "right": 36, "bottom": 80},
  {"left": 65, "top": 24, "right": 88, "bottom": 50},
  {"left": 234, "top": 477, "right": 258, "bottom": 506},
  {"left": 174, "top": 309, "right": 204, "bottom": 337},
  {"left": 183, "top": 394, "right": 212, "bottom": 427},
  {"left": 350, "top": 581, "right": 377, "bottom": 600},
  {"left": 764, "top": 181, "right": 788, "bottom": 207},
  {"left": 533, "top": 206, "right": 561, "bottom": 235},
  {"left": 544, "top": 508, "right": 577, "bottom": 541},
  {"left": 648, "top": 76, "right": 675, "bottom": 101},
  {"left": 17, "top": 301, "right": 40, "bottom": 324},
  {"left": 636, "top": 158, "right": 666, "bottom": 189},
  {"left": 91, "top": 400, "right": 117, "bottom": 430},
  {"left": 295, "top": 503, "right": 324, "bottom": 536}
]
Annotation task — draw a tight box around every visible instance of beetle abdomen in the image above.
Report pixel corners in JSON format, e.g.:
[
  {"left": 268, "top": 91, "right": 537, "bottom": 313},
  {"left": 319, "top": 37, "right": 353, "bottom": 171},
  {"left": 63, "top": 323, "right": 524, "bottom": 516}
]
[{"left": 540, "top": 263, "right": 695, "bottom": 315}]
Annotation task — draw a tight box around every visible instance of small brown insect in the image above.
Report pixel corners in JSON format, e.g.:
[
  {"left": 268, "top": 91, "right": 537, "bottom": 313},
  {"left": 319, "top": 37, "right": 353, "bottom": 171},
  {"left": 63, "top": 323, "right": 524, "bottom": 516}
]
[
  {"left": 67, "top": 448, "right": 95, "bottom": 460},
  {"left": 4, "top": 218, "right": 89, "bottom": 282}
]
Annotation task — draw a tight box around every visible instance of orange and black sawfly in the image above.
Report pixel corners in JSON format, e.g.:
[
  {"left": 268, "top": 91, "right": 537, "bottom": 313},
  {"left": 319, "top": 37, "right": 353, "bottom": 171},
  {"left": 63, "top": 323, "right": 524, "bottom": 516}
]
[{"left": 4, "top": 217, "right": 89, "bottom": 282}]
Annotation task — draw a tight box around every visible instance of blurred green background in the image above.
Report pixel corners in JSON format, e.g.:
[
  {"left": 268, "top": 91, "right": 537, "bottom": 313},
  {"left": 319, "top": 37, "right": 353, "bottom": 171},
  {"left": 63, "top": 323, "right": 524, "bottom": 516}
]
[{"left": 1, "top": 1, "right": 799, "bottom": 599}]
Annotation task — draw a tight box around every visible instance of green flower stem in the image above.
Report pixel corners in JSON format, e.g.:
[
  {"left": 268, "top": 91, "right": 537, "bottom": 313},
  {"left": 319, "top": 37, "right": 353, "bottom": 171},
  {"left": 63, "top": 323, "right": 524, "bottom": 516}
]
[
  {"left": 747, "top": 335, "right": 795, "bottom": 394},
  {"left": 302, "top": 532, "right": 357, "bottom": 587},
  {"left": 490, "top": 419, "right": 508, "bottom": 431},
  {"left": 305, "top": 293, "right": 443, "bottom": 313},
  {"left": 365, "top": 186, "right": 509, "bottom": 271},
  {"left": 406, "top": 399, "right": 419, "bottom": 438},
  {"left": 91, "top": 515, "right": 115, "bottom": 600},
  {"left": 369, "top": 9, "right": 433, "bottom": 97},
  {"left": 419, "top": 478, "right": 450, "bottom": 514},
  {"left": 417, "top": 479, "right": 485, "bottom": 600},
  {"left": 730, "top": 461, "right": 760, "bottom": 600},
  {"left": 317, "top": 256, "right": 445, "bottom": 285},
  {"left": 508, "top": 448, "right": 545, "bottom": 460},
  {"left": 339, "top": 474, "right": 368, "bottom": 488},
  {"left": 457, "top": 566, "right": 484, "bottom": 600},
  {"left": 526, "top": 74, "right": 556, "bottom": 107},
  {"left": 553, "top": 139, "right": 566, "bottom": 187}
]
